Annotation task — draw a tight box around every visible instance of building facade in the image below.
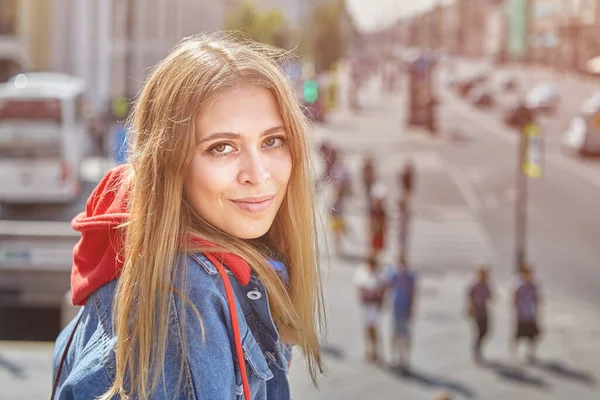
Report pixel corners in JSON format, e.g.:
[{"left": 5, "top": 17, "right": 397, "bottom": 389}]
[
  {"left": 48, "top": 0, "right": 226, "bottom": 111},
  {"left": 0, "top": 0, "right": 52, "bottom": 81}
]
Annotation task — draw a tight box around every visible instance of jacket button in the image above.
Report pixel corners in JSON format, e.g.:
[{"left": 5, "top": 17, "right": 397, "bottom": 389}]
[{"left": 247, "top": 289, "right": 262, "bottom": 300}]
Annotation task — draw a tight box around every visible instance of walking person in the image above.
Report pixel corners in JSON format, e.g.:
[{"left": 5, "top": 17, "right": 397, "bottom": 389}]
[
  {"left": 513, "top": 265, "right": 542, "bottom": 363},
  {"left": 388, "top": 253, "right": 416, "bottom": 372},
  {"left": 89, "top": 113, "right": 108, "bottom": 157},
  {"left": 52, "top": 33, "right": 325, "bottom": 399},
  {"left": 398, "top": 193, "right": 412, "bottom": 262},
  {"left": 399, "top": 159, "right": 416, "bottom": 199},
  {"left": 362, "top": 154, "right": 375, "bottom": 201},
  {"left": 369, "top": 184, "right": 387, "bottom": 259},
  {"left": 467, "top": 266, "right": 492, "bottom": 364},
  {"left": 331, "top": 185, "right": 348, "bottom": 255},
  {"left": 354, "top": 257, "right": 386, "bottom": 364},
  {"left": 330, "top": 160, "right": 352, "bottom": 256}
]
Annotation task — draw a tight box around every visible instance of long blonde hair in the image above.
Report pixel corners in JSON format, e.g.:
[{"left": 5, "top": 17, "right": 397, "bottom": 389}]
[{"left": 102, "top": 33, "right": 325, "bottom": 399}]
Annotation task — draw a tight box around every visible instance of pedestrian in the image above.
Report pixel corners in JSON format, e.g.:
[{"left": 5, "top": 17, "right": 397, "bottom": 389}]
[
  {"left": 354, "top": 257, "right": 386, "bottom": 363},
  {"left": 467, "top": 266, "right": 492, "bottom": 364},
  {"left": 398, "top": 193, "right": 412, "bottom": 262},
  {"left": 513, "top": 265, "right": 542, "bottom": 363},
  {"left": 388, "top": 253, "right": 416, "bottom": 371},
  {"left": 362, "top": 154, "right": 376, "bottom": 201},
  {"left": 89, "top": 114, "right": 108, "bottom": 157},
  {"left": 399, "top": 159, "right": 416, "bottom": 199},
  {"left": 51, "top": 33, "right": 325, "bottom": 399},
  {"left": 369, "top": 184, "right": 387, "bottom": 259},
  {"left": 331, "top": 185, "right": 348, "bottom": 255},
  {"left": 330, "top": 160, "right": 352, "bottom": 255}
]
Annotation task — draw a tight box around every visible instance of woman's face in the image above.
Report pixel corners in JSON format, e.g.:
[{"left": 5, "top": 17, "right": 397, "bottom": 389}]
[{"left": 184, "top": 84, "right": 292, "bottom": 239}]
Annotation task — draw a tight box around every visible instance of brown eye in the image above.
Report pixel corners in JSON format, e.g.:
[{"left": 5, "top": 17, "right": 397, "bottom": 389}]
[
  {"left": 263, "top": 136, "right": 286, "bottom": 148},
  {"left": 208, "top": 143, "right": 234, "bottom": 156},
  {"left": 214, "top": 144, "right": 227, "bottom": 153}
]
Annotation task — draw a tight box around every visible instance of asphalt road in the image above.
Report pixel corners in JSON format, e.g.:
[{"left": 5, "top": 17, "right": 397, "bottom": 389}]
[
  {"left": 438, "top": 61, "right": 600, "bottom": 306},
  {"left": 291, "top": 68, "right": 600, "bottom": 400}
]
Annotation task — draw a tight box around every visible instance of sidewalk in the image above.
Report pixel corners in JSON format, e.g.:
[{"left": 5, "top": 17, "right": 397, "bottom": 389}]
[{"left": 289, "top": 256, "right": 600, "bottom": 400}]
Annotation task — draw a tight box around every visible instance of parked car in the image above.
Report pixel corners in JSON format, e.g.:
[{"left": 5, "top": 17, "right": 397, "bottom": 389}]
[
  {"left": 526, "top": 83, "right": 559, "bottom": 115},
  {"left": 456, "top": 73, "right": 487, "bottom": 97},
  {"left": 468, "top": 85, "right": 494, "bottom": 108},
  {"left": 562, "top": 92, "right": 600, "bottom": 156},
  {"left": 581, "top": 91, "right": 600, "bottom": 114}
]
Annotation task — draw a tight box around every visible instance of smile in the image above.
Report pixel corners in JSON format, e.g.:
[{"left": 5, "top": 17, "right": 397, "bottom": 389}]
[{"left": 230, "top": 195, "right": 275, "bottom": 214}]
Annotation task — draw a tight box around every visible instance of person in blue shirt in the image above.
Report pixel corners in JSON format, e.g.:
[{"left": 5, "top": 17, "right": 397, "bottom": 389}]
[
  {"left": 467, "top": 266, "right": 492, "bottom": 364},
  {"left": 388, "top": 254, "right": 416, "bottom": 371},
  {"left": 514, "top": 265, "right": 542, "bottom": 363}
]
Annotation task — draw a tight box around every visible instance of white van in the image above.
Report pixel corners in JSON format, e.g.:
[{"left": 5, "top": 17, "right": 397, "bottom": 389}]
[{"left": 0, "top": 73, "right": 89, "bottom": 203}]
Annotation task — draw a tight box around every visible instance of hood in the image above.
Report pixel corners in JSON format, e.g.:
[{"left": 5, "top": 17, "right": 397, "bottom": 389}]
[{"left": 70, "top": 164, "right": 251, "bottom": 306}]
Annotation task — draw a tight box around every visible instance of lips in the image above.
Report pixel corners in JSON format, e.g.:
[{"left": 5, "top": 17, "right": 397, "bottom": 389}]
[{"left": 230, "top": 195, "right": 275, "bottom": 214}]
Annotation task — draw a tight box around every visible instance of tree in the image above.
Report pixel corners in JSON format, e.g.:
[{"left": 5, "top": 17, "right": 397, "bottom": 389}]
[
  {"left": 302, "top": 0, "right": 357, "bottom": 73},
  {"left": 225, "top": 0, "right": 289, "bottom": 47}
]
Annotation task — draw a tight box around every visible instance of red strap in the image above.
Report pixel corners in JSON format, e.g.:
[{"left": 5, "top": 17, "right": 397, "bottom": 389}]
[{"left": 204, "top": 253, "right": 252, "bottom": 399}]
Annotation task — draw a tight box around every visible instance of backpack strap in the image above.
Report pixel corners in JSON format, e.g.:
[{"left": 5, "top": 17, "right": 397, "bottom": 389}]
[{"left": 204, "top": 252, "right": 252, "bottom": 399}]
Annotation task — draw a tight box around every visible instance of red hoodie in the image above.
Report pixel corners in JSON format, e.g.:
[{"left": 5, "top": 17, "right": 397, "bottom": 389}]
[{"left": 70, "top": 164, "right": 251, "bottom": 305}]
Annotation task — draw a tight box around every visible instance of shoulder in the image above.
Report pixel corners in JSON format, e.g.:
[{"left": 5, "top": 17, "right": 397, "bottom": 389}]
[
  {"left": 52, "top": 286, "right": 119, "bottom": 399},
  {"left": 53, "top": 253, "right": 255, "bottom": 398}
]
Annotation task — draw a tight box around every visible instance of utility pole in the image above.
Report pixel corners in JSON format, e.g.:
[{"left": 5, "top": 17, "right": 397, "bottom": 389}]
[
  {"left": 515, "top": 120, "right": 529, "bottom": 270},
  {"left": 513, "top": 101, "right": 543, "bottom": 271}
]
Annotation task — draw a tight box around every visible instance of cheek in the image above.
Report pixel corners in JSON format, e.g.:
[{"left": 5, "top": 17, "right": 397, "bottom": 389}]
[
  {"left": 185, "top": 156, "right": 228, "bottom": 205},
  {"left": 272, "top": 151, "right": 293, "bottom": 185}
]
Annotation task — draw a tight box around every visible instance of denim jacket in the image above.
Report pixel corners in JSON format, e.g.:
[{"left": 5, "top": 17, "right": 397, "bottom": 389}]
[{"left": 52, "top": 253, "right": 293, "bottom": 399}]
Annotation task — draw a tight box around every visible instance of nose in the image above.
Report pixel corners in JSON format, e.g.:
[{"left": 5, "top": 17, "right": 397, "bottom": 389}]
[{"left": 238, "top": 150, "right": 270, "bottom": 185}]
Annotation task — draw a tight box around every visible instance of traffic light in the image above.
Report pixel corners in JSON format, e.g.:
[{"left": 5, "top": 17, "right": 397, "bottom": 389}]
[{"left": 303, "top": 80, "right": 319, "bottom": 104}]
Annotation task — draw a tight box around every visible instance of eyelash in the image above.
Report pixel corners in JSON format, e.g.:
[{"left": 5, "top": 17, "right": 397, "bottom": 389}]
[{"left": 207, "top": 136, "right": 287, "bottom": 157}]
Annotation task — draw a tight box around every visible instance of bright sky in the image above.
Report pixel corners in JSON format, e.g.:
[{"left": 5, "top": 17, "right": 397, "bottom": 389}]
[{"left": 346, "top": 0, "right": 453, "bottom": 32}]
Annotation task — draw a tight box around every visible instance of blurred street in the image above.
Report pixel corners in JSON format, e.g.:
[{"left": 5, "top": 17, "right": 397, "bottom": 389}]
[
  {"left": 2, "top": 57, "right": 600, "bottom": 400},
  {"left": 2, "top": 0, "right": 600, "bottom": 398},
  {"left": 288, "top": 64, "right": 600, "bottom": 399}
]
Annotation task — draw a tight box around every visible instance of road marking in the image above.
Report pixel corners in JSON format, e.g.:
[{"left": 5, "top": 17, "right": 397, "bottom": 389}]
[
  {"left": 447, "top": 164, "right": 482, "bottom": 213},
  {"left": 449, "top": 97, "right": 600, "bottom": 189}
]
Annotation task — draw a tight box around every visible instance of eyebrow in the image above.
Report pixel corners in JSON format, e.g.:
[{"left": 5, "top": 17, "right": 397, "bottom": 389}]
[{"left": 198, "top": 125, "right": 286, "bottom": 144}]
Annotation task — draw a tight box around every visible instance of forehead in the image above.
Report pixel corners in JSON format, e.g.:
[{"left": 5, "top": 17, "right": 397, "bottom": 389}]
[{"left": 195, "top": 84, "right": 284, "bottom": 137}]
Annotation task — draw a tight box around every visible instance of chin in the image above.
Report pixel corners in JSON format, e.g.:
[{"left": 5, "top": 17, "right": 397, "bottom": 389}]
[
  {"left": 234, "top": 229, "right": 270, "bottom": 240},
  {"left": 228, "top": 222, "right": 272, "bottom": 240}
]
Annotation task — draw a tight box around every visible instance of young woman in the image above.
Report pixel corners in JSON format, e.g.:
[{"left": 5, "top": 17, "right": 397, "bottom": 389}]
[{"left": 52, "top": 33, "right": 325, "bottom": 399}]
